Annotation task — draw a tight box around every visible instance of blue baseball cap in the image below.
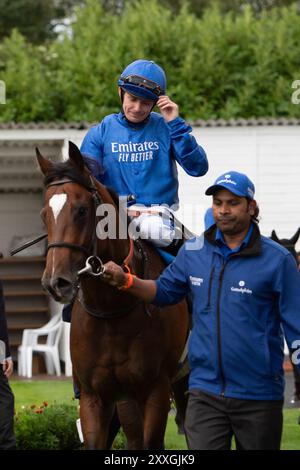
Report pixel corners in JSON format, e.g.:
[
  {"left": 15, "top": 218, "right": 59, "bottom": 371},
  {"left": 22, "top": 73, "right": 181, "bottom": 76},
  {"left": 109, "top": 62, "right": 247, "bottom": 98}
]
[{"left": 205, "top": 171, "right": 255, "bottom": 200}]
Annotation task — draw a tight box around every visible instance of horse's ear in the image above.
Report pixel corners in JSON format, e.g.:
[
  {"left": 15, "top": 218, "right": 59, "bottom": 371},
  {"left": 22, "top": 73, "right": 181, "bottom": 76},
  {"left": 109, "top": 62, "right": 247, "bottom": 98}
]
[
  {"left": 36, "top": 147, "right": 53, "bottom": 175},
  {"left": 271, "top": 230, "right": 280, "bottom": 242},
  {"left": 290, "top": 228, "right": 300, "bottom": 246},
  {"left": 68, "top": 141, "right": 84, "bottom": 172}
]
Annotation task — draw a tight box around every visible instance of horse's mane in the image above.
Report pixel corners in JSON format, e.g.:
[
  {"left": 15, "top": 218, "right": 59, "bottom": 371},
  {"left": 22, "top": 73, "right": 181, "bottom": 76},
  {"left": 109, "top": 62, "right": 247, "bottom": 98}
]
[{"left": 44, "top": 160, "right": 92, "bottom": 190}]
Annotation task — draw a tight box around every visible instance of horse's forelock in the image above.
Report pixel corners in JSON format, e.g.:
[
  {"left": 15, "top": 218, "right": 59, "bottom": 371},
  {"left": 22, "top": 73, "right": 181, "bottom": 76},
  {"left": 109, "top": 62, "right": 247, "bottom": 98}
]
[{"left": 43, "top": 160, "right": 91, "bottom": 189}]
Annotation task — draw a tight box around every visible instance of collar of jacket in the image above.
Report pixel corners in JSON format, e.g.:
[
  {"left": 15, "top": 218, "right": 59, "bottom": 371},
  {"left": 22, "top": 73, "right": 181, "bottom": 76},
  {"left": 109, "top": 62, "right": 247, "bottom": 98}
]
[
  {"left": 119, "top": 111, "right": 151, "bottom": 128},
  {"left": 204, "top": 222, "right": 262, "bottom": 258}
]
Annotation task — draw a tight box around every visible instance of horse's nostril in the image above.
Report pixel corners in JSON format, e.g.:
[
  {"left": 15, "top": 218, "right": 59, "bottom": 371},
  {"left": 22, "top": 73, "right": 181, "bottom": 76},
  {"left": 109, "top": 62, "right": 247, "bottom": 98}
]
[{"left": 56, "top": 277, "right": 72, "bottom": 291}]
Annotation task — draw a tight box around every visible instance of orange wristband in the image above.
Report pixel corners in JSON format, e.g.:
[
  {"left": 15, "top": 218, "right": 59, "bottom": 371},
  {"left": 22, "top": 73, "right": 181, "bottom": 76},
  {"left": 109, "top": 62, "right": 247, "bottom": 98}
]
[{"left": 118, "top": 273, "right": 135, "bottom": 291}]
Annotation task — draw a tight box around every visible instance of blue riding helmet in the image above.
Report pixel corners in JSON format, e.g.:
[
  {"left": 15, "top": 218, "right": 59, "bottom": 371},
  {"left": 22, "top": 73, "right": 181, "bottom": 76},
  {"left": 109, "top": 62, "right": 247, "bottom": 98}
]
[{"left": 118, "top": 59, "right": 166, "bottom": 101}]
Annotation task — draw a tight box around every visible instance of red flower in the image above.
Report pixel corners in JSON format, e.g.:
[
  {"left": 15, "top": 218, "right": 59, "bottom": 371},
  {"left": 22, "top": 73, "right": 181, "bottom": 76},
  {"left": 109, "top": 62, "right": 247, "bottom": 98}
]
[
  {"left": 30, "top": 404, "right": 36, "bottom": 409},
  {"left": 42, "top": 401, "right": 48, "bottom": 407}
]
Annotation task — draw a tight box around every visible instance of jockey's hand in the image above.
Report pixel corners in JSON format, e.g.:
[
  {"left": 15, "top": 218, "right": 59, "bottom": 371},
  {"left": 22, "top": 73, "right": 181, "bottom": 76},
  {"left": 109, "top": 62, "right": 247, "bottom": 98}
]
[
  {"left": 102, "top": 261, "right": 127, "bottom": 288},
  {"left": 157, "top": 95, "right": 179, "bottom": 122},
  {"left": 3, "top": 358, "right": 13, "bottom": 378}
]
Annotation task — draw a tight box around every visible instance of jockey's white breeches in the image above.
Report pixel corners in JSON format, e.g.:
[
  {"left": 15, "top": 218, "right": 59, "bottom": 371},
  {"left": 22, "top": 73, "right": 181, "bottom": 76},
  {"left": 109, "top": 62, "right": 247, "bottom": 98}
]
[{"left": 128, "top": 205, "right": 176, "bottom": 247}]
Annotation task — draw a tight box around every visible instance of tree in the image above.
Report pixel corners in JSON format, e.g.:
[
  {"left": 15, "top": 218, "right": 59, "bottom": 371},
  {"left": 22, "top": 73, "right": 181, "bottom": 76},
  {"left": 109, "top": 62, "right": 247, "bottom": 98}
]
[
  {"left": 1, "top": 0, "right": 299, "bottom": 121},
  {"left": 0, "top": 0, "right": 82, "bottom": 43}
]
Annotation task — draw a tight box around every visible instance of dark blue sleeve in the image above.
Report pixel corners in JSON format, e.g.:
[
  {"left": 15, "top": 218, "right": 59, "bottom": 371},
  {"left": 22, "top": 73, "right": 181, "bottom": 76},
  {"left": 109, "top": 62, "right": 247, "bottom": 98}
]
[
  {"left": 167, "top": 117, "right": 208, "bottom": 177},
  {"left": 275, "top": 254, "right": 300, "bottom": 372},
  {"left": 153, "top": 245, "right": 189, "bottom": 307}
]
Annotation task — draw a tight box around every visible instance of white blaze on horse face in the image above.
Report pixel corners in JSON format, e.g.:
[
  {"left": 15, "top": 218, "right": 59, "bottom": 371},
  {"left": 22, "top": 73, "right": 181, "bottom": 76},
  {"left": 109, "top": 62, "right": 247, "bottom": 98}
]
[
  {"left": 49, "top": 194, "right": 67, "bottom": 280},
  {"left": 49, "top": 194, "right": 67, "bottom": 223}
]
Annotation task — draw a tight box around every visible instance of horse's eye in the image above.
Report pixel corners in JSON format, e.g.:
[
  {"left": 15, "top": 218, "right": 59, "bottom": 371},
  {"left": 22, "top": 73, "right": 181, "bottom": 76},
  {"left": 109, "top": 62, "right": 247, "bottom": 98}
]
[{"left": 78, "top": 206, "right": 88, "bottom": 216}]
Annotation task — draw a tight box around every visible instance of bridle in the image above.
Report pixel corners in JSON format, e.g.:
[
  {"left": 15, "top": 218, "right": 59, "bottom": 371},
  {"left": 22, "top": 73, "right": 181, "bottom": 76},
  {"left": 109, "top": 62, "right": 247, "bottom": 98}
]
[
  {"left": 46, "top": 177, "right": 101, "bottom": 259},
  {"left": 9, "top": 176, "right": 100, "bottom": 259},
  {"left": 46, "top": 177, "right": 142, "bottom": 319},
  {"left": 10, "top": 174, "right": 147, "bottom": 319},
  {"left": 45, "top": 177, "right": 135, "bottom": 276},
  {"left": 10, "top": 175, "right": 134, "bottom": 275}
]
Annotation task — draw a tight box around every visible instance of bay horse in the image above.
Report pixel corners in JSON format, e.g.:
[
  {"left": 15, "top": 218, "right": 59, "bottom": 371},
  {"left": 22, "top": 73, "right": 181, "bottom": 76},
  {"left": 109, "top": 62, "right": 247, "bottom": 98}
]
[{"left": 36, "top": 141, "right": 190, "bottom": 449}]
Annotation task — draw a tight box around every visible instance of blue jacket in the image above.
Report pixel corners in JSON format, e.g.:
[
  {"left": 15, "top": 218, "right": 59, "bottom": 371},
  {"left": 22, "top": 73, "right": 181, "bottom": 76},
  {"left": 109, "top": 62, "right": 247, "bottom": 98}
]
[
  {"left": 154, "top": 223, "right": 300, "bottom": 401},
  {"left": 80, "top": 112, "right": 208, "bottom": 208}
]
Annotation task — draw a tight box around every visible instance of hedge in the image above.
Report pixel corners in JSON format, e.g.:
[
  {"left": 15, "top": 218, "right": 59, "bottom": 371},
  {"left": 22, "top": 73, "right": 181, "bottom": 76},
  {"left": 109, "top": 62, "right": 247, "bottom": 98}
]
[{"left": 0, "top": 0, "right": 299, "bottom": 121}]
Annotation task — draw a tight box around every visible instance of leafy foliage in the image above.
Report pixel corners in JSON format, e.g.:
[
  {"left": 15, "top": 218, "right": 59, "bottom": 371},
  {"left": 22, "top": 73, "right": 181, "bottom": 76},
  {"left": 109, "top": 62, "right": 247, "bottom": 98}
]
[
  {"left": 157, "top": 0, "right": 300, "bottom": 17},
  {"left": 0, "top": 0, "right": 299, "bottom": 121},
  {"left": 14, "top": 402, "right": 82, "bottom": 450}
]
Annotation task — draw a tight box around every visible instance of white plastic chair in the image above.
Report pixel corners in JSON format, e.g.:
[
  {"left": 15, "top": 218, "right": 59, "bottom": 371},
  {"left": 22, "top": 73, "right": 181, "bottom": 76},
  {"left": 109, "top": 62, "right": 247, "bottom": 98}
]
[{"left": 18, "top": 314, "right": 62, "bottom": 377}]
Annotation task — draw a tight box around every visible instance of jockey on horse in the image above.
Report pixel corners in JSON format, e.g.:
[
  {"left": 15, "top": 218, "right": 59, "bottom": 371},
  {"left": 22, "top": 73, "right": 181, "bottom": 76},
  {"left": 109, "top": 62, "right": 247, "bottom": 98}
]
[
  {"left": 79, "top": 58, "right": 208, "bottom": 250},
  {"left": 63, "top": 58, "right": 208, "bottom": 314}
]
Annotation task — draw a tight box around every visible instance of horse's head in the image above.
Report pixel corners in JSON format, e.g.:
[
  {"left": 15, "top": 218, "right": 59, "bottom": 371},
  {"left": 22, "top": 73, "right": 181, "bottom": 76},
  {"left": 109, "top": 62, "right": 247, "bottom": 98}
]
[
  {"left": 36, "top": 141, "right": 103, "bottom": 303},
  {"left": 270, "top": 228, "right": 300, "bottom": 261}
]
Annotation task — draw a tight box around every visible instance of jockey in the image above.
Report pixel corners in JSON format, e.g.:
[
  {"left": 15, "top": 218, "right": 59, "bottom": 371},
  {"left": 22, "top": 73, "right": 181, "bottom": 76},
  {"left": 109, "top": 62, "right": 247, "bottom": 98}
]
[{"left": 80, "top": 59, "right": 208, "bottom": 248}]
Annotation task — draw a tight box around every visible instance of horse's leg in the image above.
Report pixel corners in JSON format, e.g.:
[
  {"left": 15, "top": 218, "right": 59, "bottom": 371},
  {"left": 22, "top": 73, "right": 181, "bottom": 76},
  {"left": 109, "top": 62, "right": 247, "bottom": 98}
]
[
  {"left": 142, "top": 378, "right": 170, "bottom": 450},
  {"left": 107, "top": 406, "right": 121, "bottom": 449},
  {"left": 117, "top": 400, "right": 144, "bottom": 450},
  {"left": 80, "top": 391, "right": 114, "bottom": 449}
]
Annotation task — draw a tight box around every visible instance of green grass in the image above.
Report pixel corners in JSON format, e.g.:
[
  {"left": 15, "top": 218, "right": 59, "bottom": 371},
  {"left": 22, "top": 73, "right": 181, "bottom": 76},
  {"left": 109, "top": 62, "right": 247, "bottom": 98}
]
[
  {"left": 11, "top": 379, "right": 74, "bottom": 409},
  {"left": 281, "top": 409, "right": 300, "bottom": 450},
  {"left": 165, "top": 414, "right": 188, "bottom": 450},
  {"left": 10, "top": 379, "right": 300, "bottom": 450}
]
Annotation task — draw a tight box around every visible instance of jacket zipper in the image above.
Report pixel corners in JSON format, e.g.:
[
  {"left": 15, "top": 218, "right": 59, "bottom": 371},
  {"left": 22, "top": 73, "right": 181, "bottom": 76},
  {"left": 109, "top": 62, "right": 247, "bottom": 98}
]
[
  {"left": 215, "top": 252, "right": 249, "bottom": 396},
  {"left": 216, "top": 262, "right": 226, "bottom": 396},
  {"left": 206, "top": 266, "right": 215, "bottom": 307}
]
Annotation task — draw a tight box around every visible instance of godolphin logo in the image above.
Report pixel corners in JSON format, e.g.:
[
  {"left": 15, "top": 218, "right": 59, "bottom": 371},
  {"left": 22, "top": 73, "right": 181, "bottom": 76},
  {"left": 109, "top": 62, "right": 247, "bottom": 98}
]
[{"left": 231, "top": 280, "right": 252, "bottom": 294}]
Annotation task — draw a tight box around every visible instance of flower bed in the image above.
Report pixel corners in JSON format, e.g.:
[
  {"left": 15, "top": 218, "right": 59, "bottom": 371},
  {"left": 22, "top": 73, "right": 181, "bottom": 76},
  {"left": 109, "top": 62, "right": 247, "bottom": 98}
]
[{"left": 14, "top": 402, "right": 82, "bottom": 450}]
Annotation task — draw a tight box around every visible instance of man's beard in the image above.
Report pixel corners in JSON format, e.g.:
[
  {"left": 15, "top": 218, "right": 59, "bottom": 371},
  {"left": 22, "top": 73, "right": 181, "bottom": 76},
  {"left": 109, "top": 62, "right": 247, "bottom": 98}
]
[{"left": 216, "top": 218, "right": 244, "bottom": 235}]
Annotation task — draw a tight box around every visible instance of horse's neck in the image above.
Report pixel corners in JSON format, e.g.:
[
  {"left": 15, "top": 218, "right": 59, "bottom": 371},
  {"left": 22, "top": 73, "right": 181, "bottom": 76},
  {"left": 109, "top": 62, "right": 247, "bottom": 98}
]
[
  {"left": 96, "top": 237, "right": 130, "bottom": 267},
  {"left": 132, "top": 239, "right": 165, "bottom": 280}
]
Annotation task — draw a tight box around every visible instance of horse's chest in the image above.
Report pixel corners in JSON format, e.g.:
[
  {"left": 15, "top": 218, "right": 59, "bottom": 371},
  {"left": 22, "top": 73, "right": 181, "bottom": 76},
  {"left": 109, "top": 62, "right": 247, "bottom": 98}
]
[
  {"left": 73, "top": 315, "right": 166, "bottom": 398},
  {"left": 83, "top": 331, "right": 162, "bottom": 391}
]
